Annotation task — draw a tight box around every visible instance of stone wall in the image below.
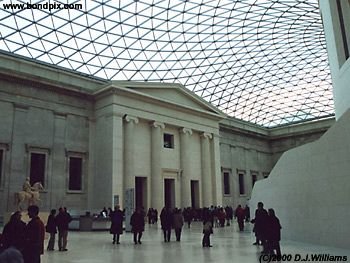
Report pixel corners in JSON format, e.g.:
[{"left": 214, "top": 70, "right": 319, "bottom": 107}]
[
  {"left": 219, "top": 117, "right": 333, "bottom": 208},
  {"left": 0, "top": 77, "right": 94, "bottom": 214}
]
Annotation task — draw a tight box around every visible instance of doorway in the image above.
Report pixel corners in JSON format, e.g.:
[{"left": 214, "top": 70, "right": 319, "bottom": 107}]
[
  {"left": 135, "top": 177, "right": 147, "bottom": 209},
  {"left": 191, "top": 180, "right": 199, "bottom": 208},
  {"left": 164, "top": 178, "right": 175, "bottom": 208}
]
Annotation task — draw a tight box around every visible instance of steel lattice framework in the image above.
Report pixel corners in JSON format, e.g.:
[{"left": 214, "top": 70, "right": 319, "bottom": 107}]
[{"left": 0, "top": 0, "right": 334, "bottom": 127}]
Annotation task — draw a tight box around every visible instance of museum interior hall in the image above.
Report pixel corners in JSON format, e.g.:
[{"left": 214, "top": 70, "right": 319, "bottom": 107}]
[{"left": 0, "top": 0, "right": 350, "bottom": 261}]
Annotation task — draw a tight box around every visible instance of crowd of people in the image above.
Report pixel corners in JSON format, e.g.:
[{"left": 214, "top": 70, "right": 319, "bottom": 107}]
[
  {"left": 0, "top": 202, "right": 282, "bottom": 262},
  {"left": 107, "top": 203, "right": 280, "bottom": 253}
]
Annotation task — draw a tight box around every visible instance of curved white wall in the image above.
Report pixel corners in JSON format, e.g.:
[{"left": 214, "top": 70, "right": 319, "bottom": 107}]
[
  {"left": 250, "top": 0, "right": 350, "bottom": 249},
  {"left": 251, "top": 109, "right": 350, "bottom": 249}
]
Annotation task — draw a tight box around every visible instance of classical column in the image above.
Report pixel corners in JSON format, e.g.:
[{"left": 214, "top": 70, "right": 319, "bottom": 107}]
[
  {"left": 92, "top": 111, "right": 124, "bottom": 210},
  {"left": 124, "top": 115, "right": 139, "bottom": 190},
  {"left": 201, "top": 132, "right": 213, "bottom": 207},
  {"left": 212, "top": 133, "right": 222, "bottom": 206},
  {"left": 150, "top": 121, "right": 165, "bottom": 211},
  {"left": 179, "top": 127, "right": 192, "bottom": 208}
]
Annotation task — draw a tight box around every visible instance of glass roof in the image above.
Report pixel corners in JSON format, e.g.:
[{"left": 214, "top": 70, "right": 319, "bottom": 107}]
[{"left": 0, "top": 0, "right": 334, "bottom": 127}]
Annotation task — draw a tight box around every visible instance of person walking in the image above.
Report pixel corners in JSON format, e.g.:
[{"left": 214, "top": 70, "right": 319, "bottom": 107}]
[
  {"left": 202, "top": 208, "right": 213, "bottom": 248},
  {"left": 245, "top": 205, "right": 250, "bottom": 222},
  {"left": 183, "top": 208, "right": 192, "bottom": 228},
  {"left": 45, "top": 209, "right": 57, "bottom": 251},
  {"left": 266, "top": 208, "right": 282, "bottom": 256},
  {"left": 235, "top": 205, "right": 245, "bottom": 231},
  {"left": 110, "top": 205, "right": 123, "bottom": 244},
  {"left": 160, "top": 207, "right": 173, "bottom": 242},
  {"left": 251, "top": 202, "right": 268, "bottom": 253},
  {"left": 55, "top": 207, "right": 72, "bottom": 251},
  {"left": 172, "top": 208, "right": 184, "bottom": 241},
  {"left": 130, "top": 207, "right": 145, "bottom": 244},
  {"left": 23, "top": 205, "right": 45, "bottom": 263}
]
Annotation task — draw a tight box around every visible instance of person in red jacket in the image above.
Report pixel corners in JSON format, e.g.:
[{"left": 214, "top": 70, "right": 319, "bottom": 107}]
[
  {"left": 23, "top": 205, "right": 45, "bottom": 263},
  {"left": 235, "top": 205, "right": 245, "bottom": 231}
]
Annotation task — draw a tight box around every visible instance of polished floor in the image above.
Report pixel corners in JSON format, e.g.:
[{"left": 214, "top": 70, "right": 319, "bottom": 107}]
[{"left": 38, "top": 222, "right": 350, "bottom": 263}]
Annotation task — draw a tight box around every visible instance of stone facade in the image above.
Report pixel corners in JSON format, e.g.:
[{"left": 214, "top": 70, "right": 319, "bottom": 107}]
[
  {"left": 0, "top": 52, "right": 333, "bottom": 218},
  {"left": 219, "top": 117, "right": 333, "bottom": 208}
]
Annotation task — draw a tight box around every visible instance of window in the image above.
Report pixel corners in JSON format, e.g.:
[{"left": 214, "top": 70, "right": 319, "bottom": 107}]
[
  {"left": 163, "top": 133, "right": 174, "bottom": 148},
  {"left": 336, "top": 0, "right": 350, "bottom": 62},
  {"left": 252, "top": 174, "right": 257, "bottom": 187},
  {"left": 29, "top": 153, "right": 46, "bottom": 187},
  {"left": 68, "top": 157, "right": 83, "bottom": 191},
  {"left": 238, "top": 173, "right": 245, "bottom": 195},
  {"left": 223, "top": 172, "right": 230, "bottom": 195}
]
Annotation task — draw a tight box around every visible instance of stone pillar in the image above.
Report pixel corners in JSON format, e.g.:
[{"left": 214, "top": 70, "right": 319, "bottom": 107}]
[
  {"left": 212, "top": 133, "right": 222, "bottom": 206},
  {"left": 7, "top": 104, "right": 28, "bottom": 212},
  {"left": 51, "top": 112, "right": 67, "bottom": 209},
  {"left": 110, "top": 114, "right": 124, "bottom": 209},
  {"left": 94, "top": 111, "right": 123, "bottom": 210},
  {"left": 201, "top": 132, "right": 213, "bottom": 207},
  {"left": 150, "top": 121, "right": 165, "bottom": 211},
  {"left": 124, "top": 115, "right": 139, "bottom": 190},
  {"left": 179, "top": 127, "right": 192, "bottom": 208}
]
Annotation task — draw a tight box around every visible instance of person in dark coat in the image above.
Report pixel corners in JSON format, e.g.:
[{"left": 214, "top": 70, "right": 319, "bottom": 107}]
[
  {"left": 266, "top": 209, "right": 282, "bottom": 256},
  {"left": 55, "top": 207, "right": 72, "bottom": 251},
  {"left": 245, "top": 205, "right": 250, "bottom": 222},
  {"left": 147, "top": 208, "right": 153, "bottom": 224},
  {"left": 251, "top": 202, "right": 268, "bottom": 252},
  {"left": 23, "top": 205, "right": 45, "bottom": 263},
  {"left": 110, "top": 205, "right": 123, "bottom": 244},
  {"left": 130, "top": 207, "right": 145, "bottom": 244},
  {"left": 225, "top": 206, "right": 233, "bottom": 226},
  {"left": 182, "top": 208, "right": 192, "bottom": 228},
  {"left": 1, "top": 211, "right": 26, "bottom": 253},
  {"left": 172, "top": 208, "right": 184, "bottom": 241},
  {"left": 202, "top": 208, "right": 213, "bottom": 248},
  {"left": 160, "top": 207, "right": 173, "bottom": 242},
  {"left": 45, "top": 209, "right": 57, "bottom": 251}
]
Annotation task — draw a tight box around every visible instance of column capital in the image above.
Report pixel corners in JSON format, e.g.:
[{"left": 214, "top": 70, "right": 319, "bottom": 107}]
[
  {"left": 151, "top": 121, "right": 165, "bottom": 129},
  {"left": 124, "top": 115, "right": 139, "bottom": 124},
  {"left": 179, "top": 127, "right": 193, "bottom": 136},
  {"left": 201, "top": 132, "right": 213, "bottom": 139}
]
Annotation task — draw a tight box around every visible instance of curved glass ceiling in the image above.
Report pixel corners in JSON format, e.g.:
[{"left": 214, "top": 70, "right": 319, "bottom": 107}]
[{"left": 0, "top": 0, "right": 334, "bottom": 127}]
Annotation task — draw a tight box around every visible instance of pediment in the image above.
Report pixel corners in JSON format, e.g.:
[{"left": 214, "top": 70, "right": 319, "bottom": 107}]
[{"left": 109, "top": 81, "right": 223, "bottom": 116}]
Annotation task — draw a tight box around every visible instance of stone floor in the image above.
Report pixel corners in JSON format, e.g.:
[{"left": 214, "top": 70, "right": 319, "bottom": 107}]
[{"left": 39, "top": 222, "right": 350, "bottom": 263}]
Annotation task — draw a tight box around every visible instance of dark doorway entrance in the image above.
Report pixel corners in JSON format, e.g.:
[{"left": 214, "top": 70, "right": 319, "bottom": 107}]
[
  {"left": 191, "top": 180, "right": 199, "bottom": 208},
  {"left": 135, "top": 177, "right": 147, "bottom": 209},
  {"left": 164, "top": 178, "right": 175, "bottom": 208}
]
